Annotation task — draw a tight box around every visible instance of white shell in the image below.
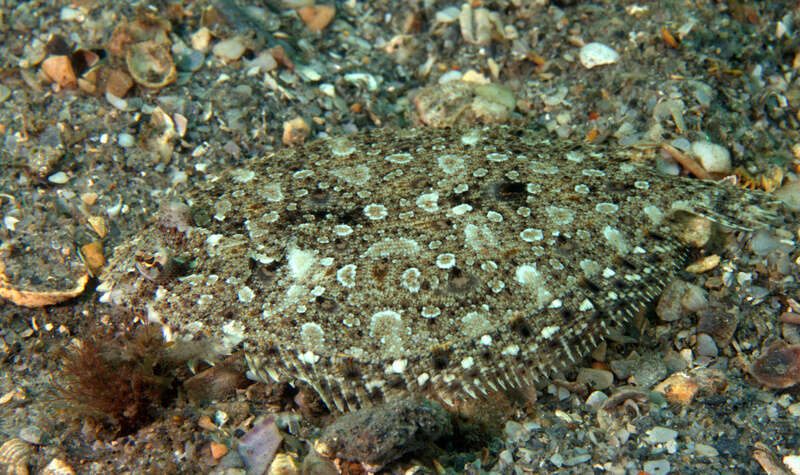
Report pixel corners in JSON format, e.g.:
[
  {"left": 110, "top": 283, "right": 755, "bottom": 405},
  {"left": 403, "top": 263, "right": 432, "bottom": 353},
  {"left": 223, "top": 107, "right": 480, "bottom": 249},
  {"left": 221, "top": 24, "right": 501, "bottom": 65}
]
[{"left": 0, "top": 438, "right": 31, "bottom": 475}]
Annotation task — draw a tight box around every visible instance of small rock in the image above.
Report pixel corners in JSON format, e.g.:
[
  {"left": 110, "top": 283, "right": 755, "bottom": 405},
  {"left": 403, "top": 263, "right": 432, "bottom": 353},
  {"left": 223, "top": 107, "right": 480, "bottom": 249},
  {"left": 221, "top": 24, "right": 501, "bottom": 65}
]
[
  {"left": 118, "top": 133, "right": 135, "bottom": 148},
  {"left": 210, "top": 441, "right": 228, "bottom": 460},
  {"left": 105, "top": 91, "right": 129, "bottom": 110},
  {"left": 41, "top": 55, "right": 77, "bottom": 89},
  {"left": 696, "top": 308, "right": 739, "bottom": 344},
  {"left": 750, "top": 229, "right": 781, "bottom": 256},
  {"left": 749, "top": 343, "right": 800, "bottom": 389},
  {"left": 579, "top": 42, "right": 620, "bottom": 69},
  {"left": 314, "top": 398, "right": 452, "bottom": 472},
  {"left": 246, "top": 51, "right": 278, "bottom": 74},
  {"left": 585, "top": 391, "right": 609, "bottom": 412},
  {"left": 695, "top": 443, "right": 719, "bottom": 457},
  {"left": 183, "top": 364, "right": 248, "bottom": 402},
  {"left": 644, "top": 426, "right": 678, "bottom": 445},
  {"left": 631, "top": 359, "right": 667, "bottom": 388},
  {"left": 175, "top": 49, "right": 205, "bottom": 72},
  {"left": 191, "top": 27, "right": 212, "bottom": 51},
  {"left": 104, "top": 69, "right": 134, "bottom": 98},
  {"left": 686, "top": 254, "right": 720, "bottom": 274},
  {"left": 412, "top": 81, "right": 514, "bottom": 127},
  {"left": 42, "top": 458, "right": 76, "bottom": 475},
  {"left": 126, "top": 40, "right": 176, "bottom": 88},
  {"left": 297, "top": 5, "right": 336, "bottom": 33},
  {"left": 268, "top": 453, "right": 299, "bottom": 475},
  {"left": 47, "top": 171, "right": 70, "bottom": 184},
  {"left": 564, "top": 454, "right": 591, "bottom": 466},
  {"left": 691, "top": 140, "right": 731, "bottom": 174},
  {"left": 213, "top": 37, "right": 247, "bottom": 62},
  {"left": 282, "top": 117, "right": 310, "bottom": 146}
]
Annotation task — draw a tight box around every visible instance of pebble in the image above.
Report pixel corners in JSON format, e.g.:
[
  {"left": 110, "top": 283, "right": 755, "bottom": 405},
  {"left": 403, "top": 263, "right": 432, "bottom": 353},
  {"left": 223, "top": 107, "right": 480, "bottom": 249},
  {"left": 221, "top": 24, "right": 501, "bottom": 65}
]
[
  {"left": 438, "top": 70, "right": 463, "bottom": 83},
  {"left": 656, "top": 280, "right": 689, "bottom": 322},
  {"left": 238, "top": 415, "right": 282, "bottom": 475},
  {"left": 210, "top": 441, "right": 228, "bottom": 460},
  {"left": 314, "top": 398, "right": 452, "bottom": 472},
  {"left": 644, "top": 426, "right": 678, "bottom": 445},
  {"left": 18, "top": 425, "right": 44, "bottom": 444},
  {"left": 654, "top": 373, "right": 699, "bottom": 405},
  {"left": 680, "top": 283, "right": 708, "bottom": 312},
  {"left": 784, "top": 455, "right": 800, "bottom": 474},
  {"left": 563, "top": 454, "right": 591, "bottom": 466},
  {"left": 297, "top": 5, "right": 336, "bottom": 33},
  {"left": 774, "top": 180, "right": 800, "bottom": 212},
  {"left": 579, "top": 42, "right": 620, "bottom": 69},
  {"left": 118, "top": 133, "right": 135, "bottom": 148},
  {"left": 282, "top": 117, "right": 310, "bottom": 146},
  {"left": 60, "top": 7, "right": 85, "bottom": 22},
  {"left": 691, "top": 140, "right": 731, "bottom": 174},
  {"left": 213, "top": 37, "right": 247, "bottom": 62},
  {"left": 694, "top": 443, "right": 719, "bottom": 457},
  {"left": 47, "top": 171, "right": 69, "bottom": 184},
  {"left": 175, "top": 49, "right": 205, "bottom": 72},
  {"left": 643, "top": 459, "right": 671, "bottom": 474},
  {"left": 105, "top": 91, "right": 129, "bottom": 111},
  {"left": 695, "top": 333, "right": 719, "bottom": 357},
  {"left": 585, "top": 391, "right": 609, "bottom": 412}
]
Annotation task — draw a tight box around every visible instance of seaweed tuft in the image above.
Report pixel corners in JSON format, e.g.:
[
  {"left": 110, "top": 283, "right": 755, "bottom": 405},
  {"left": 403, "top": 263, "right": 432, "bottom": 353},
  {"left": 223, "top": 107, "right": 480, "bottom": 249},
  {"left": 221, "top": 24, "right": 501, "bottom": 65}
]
[{"left": 52, "top": 324, "right": 183, "bottom": 436}]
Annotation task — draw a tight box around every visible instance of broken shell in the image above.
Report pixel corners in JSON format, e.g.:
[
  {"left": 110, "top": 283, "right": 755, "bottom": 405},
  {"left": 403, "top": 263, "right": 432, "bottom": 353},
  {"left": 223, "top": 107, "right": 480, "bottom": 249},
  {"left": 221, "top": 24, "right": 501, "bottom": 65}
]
[
  {"left": 126, "top": 40, "right": 177, "bottom": 89},
  {"left": 40, "top": 458, "right": 76, "bottom": 475},
  {"left": 0, "top": 438, "right": 31, "bottom": 475},
  {"left": 459, "top": 4, "right": 497, "bottom": 45},
  {"left": 134, "top": 249, "right": 185, "bottom": 284},
  {"left": 749, "top": 343, "right": 800, "bottom": 389},
  {"left": 41, "top": 55, "right": 77, "bottom": 89},
  {"left": 269, "top": 453, "right": 300, "bottom": 474}
]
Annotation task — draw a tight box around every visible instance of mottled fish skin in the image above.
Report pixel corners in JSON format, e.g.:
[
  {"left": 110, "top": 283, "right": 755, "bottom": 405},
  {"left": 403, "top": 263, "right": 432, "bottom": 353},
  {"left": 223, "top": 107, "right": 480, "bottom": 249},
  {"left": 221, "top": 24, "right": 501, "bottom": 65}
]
[{"left": 100, "top": 125, "right": 780, "bottom": 411}]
